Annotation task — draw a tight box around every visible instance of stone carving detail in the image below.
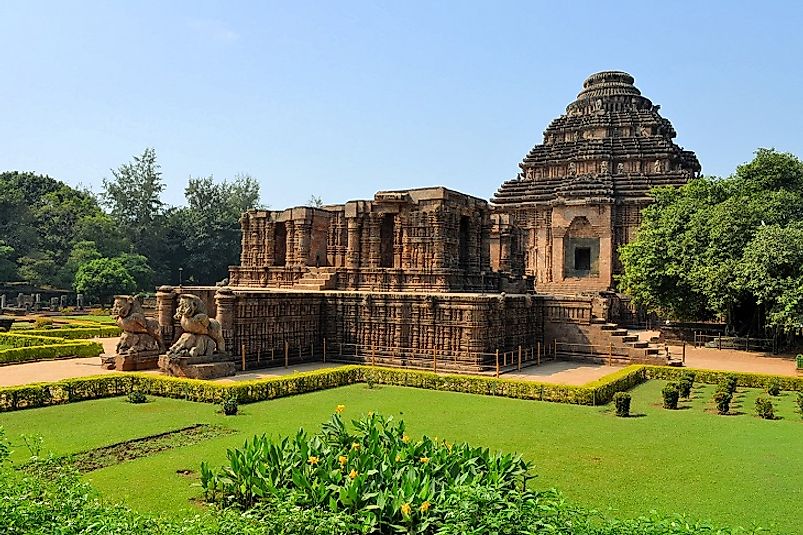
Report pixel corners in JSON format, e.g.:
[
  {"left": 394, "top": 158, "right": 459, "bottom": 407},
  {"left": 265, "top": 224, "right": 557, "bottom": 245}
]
[
  {"left": 114, "top": 295, "right": 163, "bottom": 355},
  {"left": 101, "top": 295, "right": 163, "bottom": 371},
  {"left": 166, "top": 294, "right": 226, "bottom": 358},
  {"left": 491, "top": 70, "right": 701, "bottom": 293}
]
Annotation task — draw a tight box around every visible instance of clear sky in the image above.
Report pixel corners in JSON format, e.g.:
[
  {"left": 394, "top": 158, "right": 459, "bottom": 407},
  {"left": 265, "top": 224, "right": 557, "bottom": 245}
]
[{"left": 2, "top": 1, "right": 802, "bottom": 209}]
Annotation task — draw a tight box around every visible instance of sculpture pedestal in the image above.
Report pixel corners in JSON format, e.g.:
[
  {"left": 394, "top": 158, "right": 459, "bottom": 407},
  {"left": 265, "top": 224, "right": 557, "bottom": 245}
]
[
  {"left": 101, "top": 351, "right": 161, "bottom": 371},
  {"left": 158, "top": 353, "right": 236, "bottom": 380}
]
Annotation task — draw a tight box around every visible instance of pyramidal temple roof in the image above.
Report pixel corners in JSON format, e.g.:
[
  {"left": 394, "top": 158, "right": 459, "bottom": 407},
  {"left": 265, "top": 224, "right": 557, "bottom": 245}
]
[{"left": 492, "top": 71, "right": 701, "bottom": 206}]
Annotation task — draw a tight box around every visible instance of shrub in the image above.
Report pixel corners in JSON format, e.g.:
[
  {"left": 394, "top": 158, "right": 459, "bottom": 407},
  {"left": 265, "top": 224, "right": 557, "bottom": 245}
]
[
  {"left": 127, "top": 391, "right": 147, "bottom": 404},
  {"left": 34, "top": 317, "right": 54, "bottom": 329},
  {"left": 713, "top": 391, "right": 732, "bottom": 415},
  {"left": 202, "top": 411, "right": 533, "bottom": 532},
  {"left": 796, "top": 392, "right": 803, "bottom": 417},
  {"left": 721, "top": 375, "right": 738, "bottom": 395},
  {"left": 221, "top": 397, "right": 238, "bottom": 416},
  {"left": 661, "top": 383, "right": 680, "bottom": 409},
  {"left": 677, "top": 373, "right": 694, "bottom": 399},
  {"left": 644, "top": 366, "right": 803, "bottom": 393},
  {"left": 754, "top": 396, "right": 775, "bottom": 420},
  {"left": 612, "top": 391, "right": 631, "bottom": 417},
  {"left": 766, "top": 378, "right": 781, "bottom": 397}
]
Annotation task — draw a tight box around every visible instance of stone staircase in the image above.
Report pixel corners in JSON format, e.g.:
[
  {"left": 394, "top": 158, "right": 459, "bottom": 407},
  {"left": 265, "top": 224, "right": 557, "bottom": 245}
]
[
  {"left": 558, "top": 316, "right": 675, "bottom": 365},
  {"left": 292, "top": 268, "right": 337, "bottom": 291}
]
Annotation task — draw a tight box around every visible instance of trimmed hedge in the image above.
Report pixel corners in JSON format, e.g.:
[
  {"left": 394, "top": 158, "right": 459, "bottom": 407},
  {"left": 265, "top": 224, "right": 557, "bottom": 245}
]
[
  {"left": 644, "top": 366, "right": 803, "bottom": 392},
  {"left": 0, "top": 363, "right": 796, "bottom": 414},
  {"left": 0, "top": 333, "right": 103, "bottom": 365},
  {"left": 0, "top": 364, "right": 648, "bottom": 412},
  {"left": 22, "top": 325, "right": 121, "bottom": 339}
]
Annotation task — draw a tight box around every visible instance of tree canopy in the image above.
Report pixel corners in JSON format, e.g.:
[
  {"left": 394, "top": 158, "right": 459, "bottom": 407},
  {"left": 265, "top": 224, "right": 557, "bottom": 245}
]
[
  {"left": 1, "top": 149, "right": 263, "bottom": 299},
  {"left": 619, "top": 149, "right": 803, "bottom": 332}
]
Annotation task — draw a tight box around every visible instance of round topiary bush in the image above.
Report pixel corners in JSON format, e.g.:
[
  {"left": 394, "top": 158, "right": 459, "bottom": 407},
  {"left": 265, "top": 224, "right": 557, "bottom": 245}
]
[
  {"left": 613, "top": 392, "right": 631, "bottom": 417},
  {"left": 661, "top": 383, "right": 680, "bottom": 410},
  {"left": 678, "top": 374, "right": 694, "bottom": 399},
  {"left": 796, "top": 392, "right": 803, "bottom": 418},
  {"left": 713, "top": 391, "right": 731, "bottom": 415},
  {"left": 221, "top": 398, "right": 238, "bottom": 416},
  {"left": 766, "top": 379, "right": 781, "bottom": 397},
  {"left": 754, "top": 395, "right": 775, "bottom": 420},
  {"left": 127, "top": 391, "right": 147, "bottom": 404}
]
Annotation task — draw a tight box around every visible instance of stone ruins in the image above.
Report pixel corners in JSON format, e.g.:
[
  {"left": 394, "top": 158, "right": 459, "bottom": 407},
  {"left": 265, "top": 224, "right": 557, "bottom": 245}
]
[{"left": 150, "top": 71, "right": 698, "bottom": 377}]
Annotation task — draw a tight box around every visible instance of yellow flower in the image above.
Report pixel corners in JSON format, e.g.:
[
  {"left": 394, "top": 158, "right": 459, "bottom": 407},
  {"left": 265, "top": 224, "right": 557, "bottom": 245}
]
[
  {"left": 349, "top": 469, "right": 358, "bottom": 479},
  {"left": 402, "top": 434, "right": 410, "bottom": 444},
  {"left": 395, "top": 454, "right": 401, "bottom": 462},
  {"left": 338, "top": 455, "right": 348, "bottom": 466},
  {"left": 400, "top": 502, "right": 411, "bottom": 515},
  {"left": 308, "top": 456, "right": 319, "bottom": 465},
  {"left": 351, "top": 442, "right": 361, "bottom": 451},
  {"left": 367, "top": 411, "right": 374, "bottom": 417},
  {"left": 335, "top": 404, "right": 345, "bottom": 414},
  {"left": 420, "top": 456, "right": 430, "bottom": 464},
  {"left": 419, "top": 501, "right": 431, "bottom": 513}
]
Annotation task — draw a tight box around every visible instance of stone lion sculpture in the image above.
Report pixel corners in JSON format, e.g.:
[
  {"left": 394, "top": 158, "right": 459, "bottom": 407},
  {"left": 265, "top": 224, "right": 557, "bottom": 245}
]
[
  {"left": 112, "top": 295, "right": 163, "bottom": 355},
  {"left": 166, "top": 294, "right": 226, "bottom": 359}
]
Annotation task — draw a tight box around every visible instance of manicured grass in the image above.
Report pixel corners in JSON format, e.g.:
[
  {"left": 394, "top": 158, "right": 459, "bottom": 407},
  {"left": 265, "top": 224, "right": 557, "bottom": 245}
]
[
  {"left": 1, "top": 381, "right": 801, "bottom": 534},
  {"left": 59, "top": 314, "right": 117, "bottom": 325}
]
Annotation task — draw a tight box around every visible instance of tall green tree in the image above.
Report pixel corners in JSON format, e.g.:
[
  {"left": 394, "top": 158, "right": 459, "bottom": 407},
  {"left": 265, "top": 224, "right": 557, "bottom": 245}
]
[
  {"left": 177, "top": 173, "right": 262, "bottom": 284},
  {"left": 101, "top": 148, "right": 165, "bottom": 256},
  {"left": 619, "top": 149, "right": 803, "bottom": 332}
]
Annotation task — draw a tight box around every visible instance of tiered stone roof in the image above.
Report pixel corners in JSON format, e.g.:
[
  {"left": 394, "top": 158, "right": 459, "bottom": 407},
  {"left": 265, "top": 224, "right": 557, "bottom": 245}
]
[{"left": 492, "top": 71, "right": 700, "bottom": 206}]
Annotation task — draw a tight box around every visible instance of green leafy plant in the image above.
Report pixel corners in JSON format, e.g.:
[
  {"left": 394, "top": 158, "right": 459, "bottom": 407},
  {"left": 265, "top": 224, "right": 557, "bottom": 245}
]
[
  {"left": 221, "top": 397, "right": 238, "bottom": 416},
  {"left": 127, "top": 390, "right": 147, "bottom": 404},
  {"left": 0, "top": 426, "right": 10, "bottom": 464},
  {"left": 766, "top": 378, "right": 781, "bottom": 397},
  {"left": 713, "top": 391, "right": 732, "bottom": 415},
  {"left": 20, "top": 433, "right": 44, "bottom": 458},
  {"left": 796, "top": 392, "right": 803, "bottom": 418},
  {"left": 661, "top": 383, "right": 680, "bottom": 409},
  {"left": 201, "top": 410, "right": 532, "bottom": 532},
  {"left": 721, "top": 375, "right": 738, "bottom": 395},
  {"left": 754, "top": 396, "right": 775, "bottom": 420},
  {"left": 677, "top": 372, "right": 695, "bottom": 398},
  {"left": 612, "top": 391, "right": 631, "bottom": 417}
]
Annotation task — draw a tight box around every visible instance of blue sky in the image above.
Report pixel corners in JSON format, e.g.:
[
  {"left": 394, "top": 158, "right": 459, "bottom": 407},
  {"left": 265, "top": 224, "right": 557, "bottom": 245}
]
[{"left": 2, "top": 1, "right": 802, "bottom": 209}]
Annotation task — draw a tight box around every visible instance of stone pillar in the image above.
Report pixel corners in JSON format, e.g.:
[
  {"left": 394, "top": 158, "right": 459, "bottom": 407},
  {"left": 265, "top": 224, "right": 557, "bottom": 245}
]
[
  {"left": 285, "top": 220, "right": 296, "bottom": 266},
  {"left": 499, "top": 231, "right": 512, "bottom": 272},
  {"left": 156, "top": 286, "right": 177, "bottom": 347},
  {"left": 298, "top": 219, "right": 312, "bottom": 267},
  {"left": 214, "top": 287, "right": 235, "bottom": 354},
  {"left": 346, "top": 217, "right": 361, "bottom": 268},
  {"left": 367, "top": 214, "right": 380, "bottom": 268}
]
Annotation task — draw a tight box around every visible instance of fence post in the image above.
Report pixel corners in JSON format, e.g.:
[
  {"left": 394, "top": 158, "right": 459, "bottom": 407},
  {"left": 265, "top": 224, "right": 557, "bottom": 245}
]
[
  {"left": 372, "top": 346, "right": 376, "bottom": 367},
  {"left": 495, "top": 349, "right": 500, "bottom": 378},
  {"left": 284, "top": 341, "right": 289, "bottom": 368},
  {"left": 608, "top": 342, "right": 612, "bottom": 367},
  {"left": 745, "top": 335, "right": 749, "bottom": 351},
  {"left": 554, "top": 338, "right": 558, "bottom": 360},
  {"left": 718, "top": 334, "right": 722, "bottom": 350},
  {"left": 257, "top": 347, "right": 261, "bottom": 366},
  {"left": 241, "top": 343, "right": 246, "bottom": 372},
  {"left": 323, "top": 338, "right": 327, "bottom": 363},
  {"left": 433, "top": 348, "right": 437, "bottom": 374},
  {"left": 518, "top": 346, "right": 522, "bottom": 371},
  {"left": 682, "top": 342, "right": 686, "bottom": 364},
  {"left": 537, "top": 341, "right": 541, "bottom": 365},
  {"left": 271, "top": 347, "right": 275, "bottom": 361}
]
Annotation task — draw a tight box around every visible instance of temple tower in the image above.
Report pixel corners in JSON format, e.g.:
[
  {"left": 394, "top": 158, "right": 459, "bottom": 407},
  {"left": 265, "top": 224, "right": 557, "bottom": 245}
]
[{"left": 491, "top": 70, "right": 700, "bottom": 294}]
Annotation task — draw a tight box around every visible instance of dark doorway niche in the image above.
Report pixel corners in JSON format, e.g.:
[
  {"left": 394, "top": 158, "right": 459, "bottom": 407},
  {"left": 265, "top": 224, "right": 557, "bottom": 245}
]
[
  {"left": 274, "top": 222, "right": 287, "bottom": 266},
  {"left": 458, "top": 215, "right": 470, "bottom": 269},
  {"left": 574, "top": 247, "right": 591, "bottom": 272},
  {"left": 379, "top": 214, "right": 395, "bottom": 268}
]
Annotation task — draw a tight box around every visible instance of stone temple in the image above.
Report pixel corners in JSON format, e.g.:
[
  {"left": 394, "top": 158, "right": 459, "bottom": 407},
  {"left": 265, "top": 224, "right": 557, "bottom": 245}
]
[{"left": 153, "top": 71, "right": 699, "bottom": 377}]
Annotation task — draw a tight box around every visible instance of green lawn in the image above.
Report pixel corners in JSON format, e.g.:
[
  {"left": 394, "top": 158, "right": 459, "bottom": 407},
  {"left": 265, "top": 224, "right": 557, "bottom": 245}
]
[
  {"left": 58, "top": 314, "right": 117, "bottom": 325},
  {"left": 1, "top": 381, "right": 801, "bottom": 534}
]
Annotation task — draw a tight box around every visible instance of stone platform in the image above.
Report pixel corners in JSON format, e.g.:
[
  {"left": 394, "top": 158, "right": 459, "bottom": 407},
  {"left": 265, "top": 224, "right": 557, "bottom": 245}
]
[{"left": 158, "top": 353, "right": 236, "bottom": 380}]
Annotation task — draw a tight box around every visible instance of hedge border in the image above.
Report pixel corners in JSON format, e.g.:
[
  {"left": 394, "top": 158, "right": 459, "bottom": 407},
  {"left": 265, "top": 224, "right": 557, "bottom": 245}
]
[
  {"left": 0, "top": 333, "right": 103, "bottom": 366},
  {"left": 643, "top": 365, "right": 803, "bottom": 392},
  {"left": 22, "top": 326, "right": 121, "bottom": 339},
  {"left": 0, "top": 363, "right": 797, "bottom": 414}
]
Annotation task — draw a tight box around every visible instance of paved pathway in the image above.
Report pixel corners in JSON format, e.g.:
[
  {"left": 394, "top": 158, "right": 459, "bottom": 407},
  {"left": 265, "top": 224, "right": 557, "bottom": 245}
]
[{"left": 0, "top": 335, "right": 798, "bottom": 388}]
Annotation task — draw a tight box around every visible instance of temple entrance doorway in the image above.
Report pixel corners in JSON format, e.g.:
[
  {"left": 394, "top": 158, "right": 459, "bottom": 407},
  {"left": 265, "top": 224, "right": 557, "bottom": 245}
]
[{"left": 274, "top": 222, "right": 287, "bottom": 266}]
